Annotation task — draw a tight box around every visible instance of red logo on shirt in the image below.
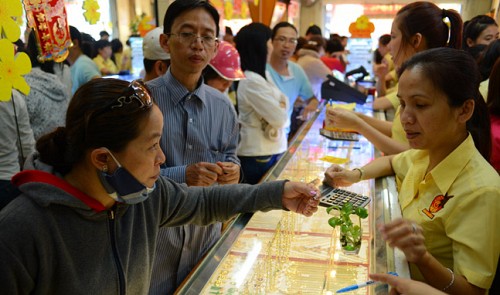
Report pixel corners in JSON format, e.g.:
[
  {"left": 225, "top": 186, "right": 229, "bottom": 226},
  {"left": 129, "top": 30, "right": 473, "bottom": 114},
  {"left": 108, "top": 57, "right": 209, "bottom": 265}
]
[{"left": 422, "top": 193, "right": 454, "bottom": 219}]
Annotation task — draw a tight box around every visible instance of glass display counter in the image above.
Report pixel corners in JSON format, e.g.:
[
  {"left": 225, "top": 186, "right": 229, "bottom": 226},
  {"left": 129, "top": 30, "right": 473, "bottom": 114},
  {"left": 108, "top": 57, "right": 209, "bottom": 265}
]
[{"left": 177, "top": 103, "right": 409, "bottom": 295}]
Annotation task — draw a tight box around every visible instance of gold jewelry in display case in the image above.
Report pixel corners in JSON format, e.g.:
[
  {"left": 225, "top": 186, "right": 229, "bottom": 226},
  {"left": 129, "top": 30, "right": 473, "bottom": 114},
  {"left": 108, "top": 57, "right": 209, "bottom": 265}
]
[{"left": 177, "top": 103, "right": 409, "bottom": 294}]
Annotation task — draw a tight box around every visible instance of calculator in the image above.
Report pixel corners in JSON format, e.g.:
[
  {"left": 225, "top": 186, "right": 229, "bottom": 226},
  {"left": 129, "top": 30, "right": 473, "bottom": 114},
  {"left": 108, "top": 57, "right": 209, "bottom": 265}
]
[
  {"left": 318, "top": 184, "right": 370, "bottom": 208},
  {"left": 320, "top": 128, "right": 359, "bottom": 141}
]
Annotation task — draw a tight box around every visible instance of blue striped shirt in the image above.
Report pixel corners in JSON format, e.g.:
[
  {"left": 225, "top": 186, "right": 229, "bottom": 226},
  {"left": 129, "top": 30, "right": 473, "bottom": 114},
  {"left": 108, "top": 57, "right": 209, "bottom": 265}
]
[{"left": 146, "top": 69, "right": 240, "bottom": 295}]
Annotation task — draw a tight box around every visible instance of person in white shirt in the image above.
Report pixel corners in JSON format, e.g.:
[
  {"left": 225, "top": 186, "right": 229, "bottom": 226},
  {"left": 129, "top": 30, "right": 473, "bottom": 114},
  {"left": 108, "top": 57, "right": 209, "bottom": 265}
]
[{"left": 235, "top": 22, "right": 289, "bottom": 184}]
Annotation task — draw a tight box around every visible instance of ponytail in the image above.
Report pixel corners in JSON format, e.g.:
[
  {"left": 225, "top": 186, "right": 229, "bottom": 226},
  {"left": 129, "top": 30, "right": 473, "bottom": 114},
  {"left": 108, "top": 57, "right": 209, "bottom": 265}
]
[{"left": 442, "top": 8, "right": 463, "bottom": 49}]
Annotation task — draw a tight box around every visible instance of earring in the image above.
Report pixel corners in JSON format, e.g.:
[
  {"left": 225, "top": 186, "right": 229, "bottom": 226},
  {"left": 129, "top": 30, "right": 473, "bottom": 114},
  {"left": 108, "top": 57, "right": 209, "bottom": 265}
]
[{"left": 102, "top": 165, "right": 108, "bottom": 173}]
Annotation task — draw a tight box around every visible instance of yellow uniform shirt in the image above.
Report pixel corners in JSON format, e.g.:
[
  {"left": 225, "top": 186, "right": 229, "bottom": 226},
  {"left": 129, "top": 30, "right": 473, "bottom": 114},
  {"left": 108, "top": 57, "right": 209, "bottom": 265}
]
[
  {"left": 93, "top": 55, "right": 118, "bottom": 75},
  {"left": 390, "top": 106, "right": 408, "bottom": 144},
  {"left": 392, "top": 135, "right": 500, "bottom": 289},
  {"left": 385, "top": 84, "right": 400, "bottom": 109}
]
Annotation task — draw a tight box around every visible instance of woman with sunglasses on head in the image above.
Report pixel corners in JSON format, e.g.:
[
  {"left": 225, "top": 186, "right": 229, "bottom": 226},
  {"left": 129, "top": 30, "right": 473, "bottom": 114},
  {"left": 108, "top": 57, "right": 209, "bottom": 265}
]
[
  {"left": 327, "top": 1, "right": 462, "bottom": 155},
  {"left": 325, "top": 48, "right": 499, "bottom": 294},
  {"left": 0, "top": 78, "right": 320, "bottom": 294}
]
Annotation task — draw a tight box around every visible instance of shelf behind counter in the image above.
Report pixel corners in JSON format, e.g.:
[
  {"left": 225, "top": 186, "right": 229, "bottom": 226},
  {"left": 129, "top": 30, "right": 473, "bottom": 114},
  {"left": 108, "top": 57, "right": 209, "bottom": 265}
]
[{"left": 176, "top": 102, "right": 409, "bottom": 295}]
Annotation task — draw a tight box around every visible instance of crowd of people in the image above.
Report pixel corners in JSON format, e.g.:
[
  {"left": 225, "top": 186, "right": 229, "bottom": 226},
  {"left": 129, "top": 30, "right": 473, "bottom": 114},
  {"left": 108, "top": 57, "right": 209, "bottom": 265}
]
[{"left": 0, "top": 0, "right": 499, "bottom": 294}]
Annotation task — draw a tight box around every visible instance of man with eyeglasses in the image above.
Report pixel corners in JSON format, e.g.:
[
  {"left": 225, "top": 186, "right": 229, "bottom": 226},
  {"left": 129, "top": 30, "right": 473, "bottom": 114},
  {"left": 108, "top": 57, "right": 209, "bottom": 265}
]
[
  {"left": 145, "top": 1, "right": 240, "bottom": 294},
  {"left": 267, "top": 22, "right": 318, "bottom": 141}
]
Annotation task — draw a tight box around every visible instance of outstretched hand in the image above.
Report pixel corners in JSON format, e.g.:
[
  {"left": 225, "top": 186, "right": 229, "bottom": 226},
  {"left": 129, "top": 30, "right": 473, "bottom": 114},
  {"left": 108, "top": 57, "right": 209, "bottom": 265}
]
[{"left": 282, "top": 182, "right": 321, "bottom": 217}]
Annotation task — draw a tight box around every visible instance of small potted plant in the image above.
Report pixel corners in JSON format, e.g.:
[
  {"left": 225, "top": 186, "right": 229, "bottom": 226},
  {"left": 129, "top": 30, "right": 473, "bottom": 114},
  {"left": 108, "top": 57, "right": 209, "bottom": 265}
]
[{"left": 327, "top": 202, "right": 368, "bottom": 254}]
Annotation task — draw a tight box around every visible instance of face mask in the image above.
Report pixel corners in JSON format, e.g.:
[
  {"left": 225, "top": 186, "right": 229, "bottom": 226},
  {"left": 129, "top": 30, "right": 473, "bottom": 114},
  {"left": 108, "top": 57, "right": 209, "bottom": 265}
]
[{"left": 98, "top": 148, "right": 156, "bottom": 204}]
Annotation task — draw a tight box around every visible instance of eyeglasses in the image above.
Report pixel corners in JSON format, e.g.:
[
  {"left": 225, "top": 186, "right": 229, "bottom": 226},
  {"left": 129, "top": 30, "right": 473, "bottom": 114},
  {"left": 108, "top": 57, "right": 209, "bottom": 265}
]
[
  {"left": 167, "top": 32, "right": 219, "bottom": 48},
  {"left": 111, "top": 79, "right": 153, "bottom": 110},
  {"left": 274, "top": 36, "right": 298, "bottom": 45}
]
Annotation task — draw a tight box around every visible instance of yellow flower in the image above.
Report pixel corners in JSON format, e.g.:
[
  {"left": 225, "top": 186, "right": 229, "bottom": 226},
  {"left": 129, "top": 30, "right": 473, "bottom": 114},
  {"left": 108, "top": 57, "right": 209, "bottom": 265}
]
[
  {"left": 83, "top": 0, "right": 100, "bottom": 25},
  {"left": 0, "top": 39, "right": 31, "bottom": 101},
  {"left": 0, "top": 0, "right": 23, "bottom": 42}
]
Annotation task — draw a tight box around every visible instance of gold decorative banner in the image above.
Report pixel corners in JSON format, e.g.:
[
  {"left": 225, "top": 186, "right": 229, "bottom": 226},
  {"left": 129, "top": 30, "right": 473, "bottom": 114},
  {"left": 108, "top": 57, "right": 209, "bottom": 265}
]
[{"left": 23, "top": 0, "right": 72, "bottom": 62}]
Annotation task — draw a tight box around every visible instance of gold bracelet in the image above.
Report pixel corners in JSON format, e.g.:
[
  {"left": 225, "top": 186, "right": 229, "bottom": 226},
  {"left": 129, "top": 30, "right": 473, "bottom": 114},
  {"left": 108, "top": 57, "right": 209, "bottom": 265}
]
[
  {"left": 442, "top": 268, "right": 455, "bottom": 291},
  {"left": 352, "top": 168, "right": 364, "bottom": 182}
]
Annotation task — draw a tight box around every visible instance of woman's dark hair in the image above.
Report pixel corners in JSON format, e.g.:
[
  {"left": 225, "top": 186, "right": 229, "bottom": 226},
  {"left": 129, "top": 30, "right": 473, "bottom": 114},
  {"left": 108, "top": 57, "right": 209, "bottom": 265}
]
[
  {"left": 27, "top": 30, "right": 55, "bottom": 74},
  {"left": 395, "top": 1, "right": 462, "bottom": 62},
  {"left": 325, "top": 38, "right": 343, "bottom": 54},
  {"left": 37, "top": 78, "right": 155, "bottom": 174},
  {"left": 465, "top": 43, "right": 487, "bottom": 62},
  {"left": 398, "top": 47, "right": 491, "bottom": 160},
  {"left": 81, "top": 32, "right": 96, "bottom": 58},
  {"left": 163, "top": 0, "right": 220, "bottom": 36},
  {"left": 110, "top": 39, "right": 123, "bottom": 64},
  {"left": 111, "top": 39, "right": 123, "bottom": 53},
  {"left": 305, "top": 24, "right": 322, "bottom": 36},
  {"left": 478, "top": 39, "right": 500, "bottom": 81},
  {"left": 202, "top": 65, "right": 220, "bottom": 82},
  {"left": 301, "top": 35, "right": 325, "bottom": 52},
  {"left": 373, "top": 48, "right": 383, "bottom": 64},
  {"left": 487, "top": 58, "right": 500, "bottom": 117},
  {"left": 379, "top": 34, "right": 391, "bottom": 46},
  {"left": 271, "top": 21, "right": 297, "bottom": 40},
  {"left": 294, "top": 36, "right": 307, "bottom": 55},
  {"left": 234, "top": 22, "right": 272, "bottom": 79},
  {"left": 95, "top": 39, "right": 111, "bottom": 51},
  {"left": 462, "top": 15, "right": 498, "bottom": 49}
]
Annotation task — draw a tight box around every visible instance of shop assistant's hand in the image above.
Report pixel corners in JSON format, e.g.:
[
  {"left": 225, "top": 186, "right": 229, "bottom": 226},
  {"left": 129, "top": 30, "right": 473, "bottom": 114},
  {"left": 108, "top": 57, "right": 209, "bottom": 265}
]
[
  {"left": 282, "top": 182, "right": 321, "bottom": 217},
  {"left": 325, "top": 108, "right": 362, "bottom": 131},
  {"left": 378, "top": 218, "right": 428, "bottom": 264},
  {"left": 186, "top": 162, "right": 223, "bottom": 186},
  {"left": 369, "top": 273, "right": 446, "bottom": 295},
  {"left": 324, "top": 165, "right": 360, "bottom": 187},
  {"left": 300, "top": 98, "right": 319, "bottom": 121},
  {"left": 216, "top": 162, "right": 240, "bottom": 184},
  {"left": 373, "top": 61, "right": 389, "bottom": 79}
]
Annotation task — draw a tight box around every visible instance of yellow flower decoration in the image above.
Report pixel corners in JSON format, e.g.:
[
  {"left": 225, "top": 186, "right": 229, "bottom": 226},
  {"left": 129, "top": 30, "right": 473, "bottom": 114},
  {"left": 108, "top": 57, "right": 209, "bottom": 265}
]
[
  {"left": 83, "top": 0, "right": 100, "bottom": 25},
  {"left": 0, "top": 0, "right": 23, "bottom": 42},
  {"left": 0, "top": 39, "right": 31, "bottom": 101}
]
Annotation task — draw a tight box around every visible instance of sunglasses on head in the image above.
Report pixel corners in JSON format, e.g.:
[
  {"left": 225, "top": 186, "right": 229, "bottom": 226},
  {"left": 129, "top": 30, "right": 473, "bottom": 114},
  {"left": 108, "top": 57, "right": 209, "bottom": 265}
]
[{"left": 110, "top": 79, "right": 153, "bottom": 110}]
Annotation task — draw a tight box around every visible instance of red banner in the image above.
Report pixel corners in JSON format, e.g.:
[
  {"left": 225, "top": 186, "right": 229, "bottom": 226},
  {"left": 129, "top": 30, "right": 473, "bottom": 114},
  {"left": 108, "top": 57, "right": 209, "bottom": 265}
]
[{"left": 23, "top": 0, "right": 72, "bottom": 62}]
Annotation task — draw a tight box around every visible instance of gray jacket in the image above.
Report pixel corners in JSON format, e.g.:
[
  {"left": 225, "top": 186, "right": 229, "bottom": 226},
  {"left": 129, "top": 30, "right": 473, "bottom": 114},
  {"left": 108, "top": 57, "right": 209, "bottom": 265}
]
[{"left": 0, "top": 154, "right": 285, "bottom": 294}]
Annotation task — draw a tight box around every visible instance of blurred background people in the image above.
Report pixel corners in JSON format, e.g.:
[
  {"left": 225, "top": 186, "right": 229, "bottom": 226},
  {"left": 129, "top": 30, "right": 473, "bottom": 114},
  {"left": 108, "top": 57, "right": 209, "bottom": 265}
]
[
  {"left": 0, "top": 92, "right": 35, "bottom": 209},
  {"left": 67, "top": 26, "right": 101, "bottom": 94},
  {"left": 99, "top": 30, "right": 110, "bottom": 41},
  {"left": 93, "top": 39, "right": 119, "bottom": 75},
  {"left": 305, "top": 24, "right": 322, "bottom": 40},
  {"left": 111, "top": 38, "right": 131, "bottom": 74},
  {"left": 296, "top": 36, "right": 331, "bottom": 100},
  {"left": 321, "top": 38, "right": 345, "bottom": 73},
  {"left": 142, "top": 27, "right": 171, "bottom": 82},
  {"left": 235, "top": 22, "right": 289, "bottom": 184},
  {"left": 24, "top": 30, "right": 70, "bottom": 140}
]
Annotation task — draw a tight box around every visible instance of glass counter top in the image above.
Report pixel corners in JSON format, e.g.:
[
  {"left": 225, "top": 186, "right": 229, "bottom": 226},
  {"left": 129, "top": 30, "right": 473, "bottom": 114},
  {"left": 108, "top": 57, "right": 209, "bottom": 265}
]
[{"left": 177, "top": 103, "right": 409, "bottom": 295}]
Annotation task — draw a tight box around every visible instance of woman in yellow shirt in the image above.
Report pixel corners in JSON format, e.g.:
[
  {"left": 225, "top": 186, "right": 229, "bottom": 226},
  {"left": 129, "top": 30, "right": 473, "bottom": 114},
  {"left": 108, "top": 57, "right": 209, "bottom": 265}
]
[
  {"left": 324, "top": 48, "right": 498, "bottom": 294},
  {"left": 326, "top": 2, "right": 462, "bottom": 155},
  {"left": 93, "top": 39, "right": 119, "bottom": 76}
]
